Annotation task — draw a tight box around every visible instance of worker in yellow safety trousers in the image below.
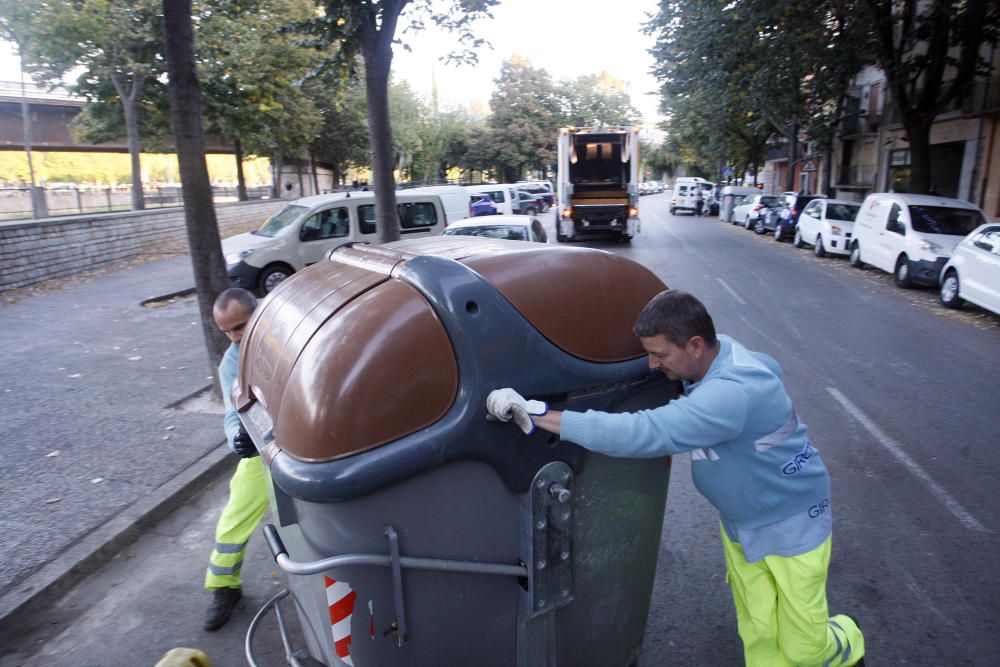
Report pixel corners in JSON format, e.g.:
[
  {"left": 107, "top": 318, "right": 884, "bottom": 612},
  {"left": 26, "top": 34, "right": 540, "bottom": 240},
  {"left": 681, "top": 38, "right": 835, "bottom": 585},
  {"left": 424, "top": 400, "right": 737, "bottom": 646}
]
[
  {"left": 486, "top": 290, "right": 866, "bottom": 666},
  {"left": 203, "top": 288, "right": 270, "bottom": 631}
]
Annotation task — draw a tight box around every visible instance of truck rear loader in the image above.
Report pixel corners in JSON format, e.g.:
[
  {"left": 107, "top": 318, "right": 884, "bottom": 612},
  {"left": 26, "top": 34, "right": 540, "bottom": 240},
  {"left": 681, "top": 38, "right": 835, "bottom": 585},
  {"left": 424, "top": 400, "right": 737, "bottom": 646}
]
[{"left": 556, "top": 125, "right": 640, "bottom": 242}]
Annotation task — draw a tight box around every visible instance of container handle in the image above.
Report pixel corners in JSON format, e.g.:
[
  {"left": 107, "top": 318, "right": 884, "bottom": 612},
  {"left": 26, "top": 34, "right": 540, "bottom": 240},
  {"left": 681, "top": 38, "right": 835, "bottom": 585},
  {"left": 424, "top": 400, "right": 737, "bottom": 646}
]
[{"left": 262, "top": 523, "right": 528, "bottom": 579}]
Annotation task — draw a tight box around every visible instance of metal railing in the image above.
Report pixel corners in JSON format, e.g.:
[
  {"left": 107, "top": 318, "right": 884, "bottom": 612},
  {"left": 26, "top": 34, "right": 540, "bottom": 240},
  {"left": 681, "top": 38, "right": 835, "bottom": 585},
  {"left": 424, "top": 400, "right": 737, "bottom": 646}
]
[{"left": 0, "top": 185, "right": 274, "bottom": 221}]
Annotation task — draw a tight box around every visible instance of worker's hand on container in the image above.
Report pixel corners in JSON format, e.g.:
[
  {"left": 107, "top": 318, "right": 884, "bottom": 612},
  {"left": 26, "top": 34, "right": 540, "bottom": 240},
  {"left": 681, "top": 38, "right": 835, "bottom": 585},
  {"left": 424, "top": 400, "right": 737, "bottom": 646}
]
[
  {"left": 486, "top": 388, "right": 547, "bottom": 435},
  {"left": 232, "top": 425, "right": 259, "bottom": 458}
]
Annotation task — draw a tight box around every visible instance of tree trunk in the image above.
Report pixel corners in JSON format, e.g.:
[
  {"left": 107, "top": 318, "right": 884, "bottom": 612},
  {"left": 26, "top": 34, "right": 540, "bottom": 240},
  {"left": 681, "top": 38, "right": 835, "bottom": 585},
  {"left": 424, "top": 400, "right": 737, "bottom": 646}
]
[
  {"left": 904, "top": 118, "right": 934, "bottom": 194},
  {"left": 362, "top": 11, "right": 401, "bottom": 244},
  {"left": 310, "top": 150, "right": 320, "bottom": 195},
  {"left": 235, "top": 137, "right": 247, "bottom": 201},
  {"left": 272, "top": 152, "right": 284, "bottom": 199},
  {"left": 115, "top": 73, "right": 146, "bottom": 211},
  {"left": 785, "top": 114, "right": 799, "bottom": 192},
  {"left": 163, "top": 0, "right": 230, "bottom": 382}
]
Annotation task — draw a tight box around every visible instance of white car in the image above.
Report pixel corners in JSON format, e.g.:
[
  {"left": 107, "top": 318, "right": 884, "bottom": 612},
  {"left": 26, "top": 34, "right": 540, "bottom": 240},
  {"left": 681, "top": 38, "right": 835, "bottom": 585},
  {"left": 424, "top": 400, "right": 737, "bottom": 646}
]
[
  {"left": 732, "top": 194, "right": 784, "bottom": 228},
  {"left": 850, "top": 193, "right": 987, "bottom": 287},
  {"left": 792, "top": 199, "right": 861, "bottom": 256},
  {"left": 939, "top": 223, "right": 1000, "bottom": 315},
  {"left": 441, "top": 215, "right": 548, "bottom": 243}
]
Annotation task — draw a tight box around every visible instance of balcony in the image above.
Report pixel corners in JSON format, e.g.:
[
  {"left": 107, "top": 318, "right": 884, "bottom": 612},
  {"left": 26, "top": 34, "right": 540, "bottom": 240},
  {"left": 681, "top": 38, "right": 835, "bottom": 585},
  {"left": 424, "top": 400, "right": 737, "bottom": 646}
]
[
  {"left": 840, "top": 113, "right": 881, "bottom": 136},
  {"left": 835, "top": 163, "right": 876, "bottom": 188}
]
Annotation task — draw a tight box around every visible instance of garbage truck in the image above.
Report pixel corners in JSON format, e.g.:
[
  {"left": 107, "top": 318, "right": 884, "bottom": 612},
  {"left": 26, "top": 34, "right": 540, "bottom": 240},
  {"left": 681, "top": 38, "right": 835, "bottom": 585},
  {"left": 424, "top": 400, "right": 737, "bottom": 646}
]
[
  {"left": 556, "top": 125, "right": 641, "bottom": 243},
  {"left": 237, "top": 236, "right": 677, "bottom": 666}
]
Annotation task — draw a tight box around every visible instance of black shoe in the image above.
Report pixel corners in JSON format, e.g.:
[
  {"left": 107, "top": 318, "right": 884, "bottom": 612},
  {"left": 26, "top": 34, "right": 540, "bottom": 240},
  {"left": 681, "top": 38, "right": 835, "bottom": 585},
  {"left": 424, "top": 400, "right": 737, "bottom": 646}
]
[{"left": 204, "top": 587, "right": 242, "bottom": 631}]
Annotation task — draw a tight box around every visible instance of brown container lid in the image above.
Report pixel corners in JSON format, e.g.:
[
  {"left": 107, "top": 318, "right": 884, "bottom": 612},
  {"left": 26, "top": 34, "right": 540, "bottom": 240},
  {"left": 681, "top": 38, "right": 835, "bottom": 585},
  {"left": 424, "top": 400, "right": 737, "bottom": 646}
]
[{"left": 235, "top": 237, "right": 665, "bottom": 463}]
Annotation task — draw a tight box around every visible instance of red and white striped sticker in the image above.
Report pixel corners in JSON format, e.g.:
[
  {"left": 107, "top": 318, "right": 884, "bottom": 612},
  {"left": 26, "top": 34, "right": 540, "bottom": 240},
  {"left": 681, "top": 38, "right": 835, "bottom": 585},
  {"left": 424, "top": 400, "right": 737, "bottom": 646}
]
[{"left": 325, "top": 576, "right": 357, "bottom": 666}]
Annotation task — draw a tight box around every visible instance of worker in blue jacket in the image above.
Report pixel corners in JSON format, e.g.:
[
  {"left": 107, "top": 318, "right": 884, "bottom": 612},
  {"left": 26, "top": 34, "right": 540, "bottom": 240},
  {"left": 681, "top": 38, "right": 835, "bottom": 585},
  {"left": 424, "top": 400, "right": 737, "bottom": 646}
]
[
  {"left": 203, "top": 288, "right": 270, "bottom": 631},
  {"left": 486, "top": 290, "right": 865, "bottom": 667}
]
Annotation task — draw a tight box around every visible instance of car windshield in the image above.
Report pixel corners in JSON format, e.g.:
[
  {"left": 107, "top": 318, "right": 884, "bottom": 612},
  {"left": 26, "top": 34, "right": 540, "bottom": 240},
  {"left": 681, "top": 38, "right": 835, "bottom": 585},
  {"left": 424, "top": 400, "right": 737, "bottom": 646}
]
[
  {"left": 443, "top": 225, "right": 528, "bottom": 240},
  {"left": 761, "top": 196, "right": 783, "bottom": 207},
  {"left": 908, "top": 206, "right": 984, "bottom": 235},
  {"left": 254, "top": 205, "right": 308, "bottom": 237},
  {"left": 827, "top": 204, "right": 860, "bottom": 221}
]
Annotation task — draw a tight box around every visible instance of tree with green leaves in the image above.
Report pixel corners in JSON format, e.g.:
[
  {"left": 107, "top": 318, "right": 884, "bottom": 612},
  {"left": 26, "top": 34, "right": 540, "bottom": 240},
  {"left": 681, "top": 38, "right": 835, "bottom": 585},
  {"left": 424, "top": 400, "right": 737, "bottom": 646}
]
[
  {"left": 21, "top": 0, "right": 164, "bottom": 210},
  {"left": 293, "top": 0, "right": 498, "bottom": 244},
  {"left": 486, "top": 57, "right": 562, "bottom": 182},
  {"left": 562, "top": 72, "right": 640, "bottom": 127},
  {"left": 196, "top": 0, "right": 326, "bottom": 200},
  {"left": 863, "top": 0, "right": 998, "bottom": 194}
]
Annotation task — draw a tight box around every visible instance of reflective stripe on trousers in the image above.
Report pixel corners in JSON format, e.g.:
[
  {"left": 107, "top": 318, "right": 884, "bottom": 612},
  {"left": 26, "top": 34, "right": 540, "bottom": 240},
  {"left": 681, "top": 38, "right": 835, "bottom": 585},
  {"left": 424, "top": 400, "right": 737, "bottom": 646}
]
[
  {"left": 721, "top": 527, "right": 865, "bottom": 666},
  {"left": 205, "top": 456, "right": 270, "bottom": 590}
]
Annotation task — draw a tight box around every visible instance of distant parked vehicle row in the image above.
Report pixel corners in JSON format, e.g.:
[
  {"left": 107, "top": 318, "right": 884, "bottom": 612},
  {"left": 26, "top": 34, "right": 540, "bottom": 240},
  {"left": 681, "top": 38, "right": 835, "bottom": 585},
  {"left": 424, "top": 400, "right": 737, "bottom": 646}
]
[{"left": 728, "top": 190, "right": 997, "bottom": 316}]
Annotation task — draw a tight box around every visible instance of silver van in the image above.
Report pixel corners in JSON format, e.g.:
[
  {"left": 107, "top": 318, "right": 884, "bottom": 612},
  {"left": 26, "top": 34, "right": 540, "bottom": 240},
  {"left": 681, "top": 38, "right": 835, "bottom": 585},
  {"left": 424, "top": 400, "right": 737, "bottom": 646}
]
[{"left": 223, "top": 191, "right": 446, "bottom": 294}]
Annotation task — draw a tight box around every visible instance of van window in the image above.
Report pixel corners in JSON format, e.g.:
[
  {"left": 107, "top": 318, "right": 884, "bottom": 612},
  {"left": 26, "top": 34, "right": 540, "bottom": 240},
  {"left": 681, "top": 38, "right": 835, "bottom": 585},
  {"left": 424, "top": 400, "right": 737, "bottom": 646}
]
[
  {"left": 254, "top": 204, "right": 308, "bottom": 237},
  {"left": 480, "top": 189, "right": 506, "bottom": 203},
  {"left": 300, "top": 207, "right": 349, "bottom": 241},
  {"left": 886, "top": 204, "right": 904, "bottom": 235},
  {"left": 399, "top": 202, "right": 439, "bottom": 230},
  {"left": 678, "top": 186, "right": 689, "bottom": 195},
  {"left": 358, "top": 202, "right": 439, "bottom": 235},
  {"left": 908, "top": 205, "right": 983, "bottom": 236},
  {"left": 827, "top": 204, "right": 860, "bottom": 221}
]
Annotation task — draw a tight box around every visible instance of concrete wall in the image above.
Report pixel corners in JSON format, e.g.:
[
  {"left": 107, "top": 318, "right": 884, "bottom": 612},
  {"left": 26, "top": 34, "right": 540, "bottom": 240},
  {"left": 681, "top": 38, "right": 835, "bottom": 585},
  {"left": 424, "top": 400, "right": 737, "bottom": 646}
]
[{"left": 0, "top": 199, "right": 286, "bottom": 293}]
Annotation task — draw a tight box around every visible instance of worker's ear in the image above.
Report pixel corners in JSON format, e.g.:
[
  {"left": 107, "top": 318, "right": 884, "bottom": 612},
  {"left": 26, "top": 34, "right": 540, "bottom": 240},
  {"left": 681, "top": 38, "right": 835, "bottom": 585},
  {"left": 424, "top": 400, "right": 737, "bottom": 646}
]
[{"left": 686, "top": 336, "right": 707, "bottom": 358}]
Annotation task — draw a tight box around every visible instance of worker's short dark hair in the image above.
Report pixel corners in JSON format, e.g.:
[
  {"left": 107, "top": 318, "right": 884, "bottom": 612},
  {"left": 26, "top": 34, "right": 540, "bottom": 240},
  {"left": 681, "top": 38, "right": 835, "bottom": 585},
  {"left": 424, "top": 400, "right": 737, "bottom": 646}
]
[
  {"left": 633, "top": 290, "right": 717, "bottom": 347},
  {"left": 214, "top": 287, "right": 257, "bottom": 314}
]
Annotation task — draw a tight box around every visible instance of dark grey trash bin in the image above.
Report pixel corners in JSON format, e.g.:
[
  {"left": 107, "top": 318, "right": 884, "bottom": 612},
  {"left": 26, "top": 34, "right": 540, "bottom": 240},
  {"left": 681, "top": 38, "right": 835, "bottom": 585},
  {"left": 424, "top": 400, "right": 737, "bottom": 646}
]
[{"left": 238, "top": 237, "right": 677, "bottom": 667}]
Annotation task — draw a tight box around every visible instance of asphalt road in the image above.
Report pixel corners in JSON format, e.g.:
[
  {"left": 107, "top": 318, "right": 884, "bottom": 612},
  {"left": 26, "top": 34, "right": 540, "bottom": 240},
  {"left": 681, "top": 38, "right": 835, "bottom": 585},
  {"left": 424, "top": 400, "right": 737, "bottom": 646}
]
[{"left": 4, "top": 197, "right": 1000, "bottom": 666}]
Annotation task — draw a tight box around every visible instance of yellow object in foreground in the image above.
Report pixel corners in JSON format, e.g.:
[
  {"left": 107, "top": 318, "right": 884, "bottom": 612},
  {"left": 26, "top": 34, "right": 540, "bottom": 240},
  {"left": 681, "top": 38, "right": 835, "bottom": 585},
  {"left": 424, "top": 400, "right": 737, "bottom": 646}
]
[{"left": 153, "top": 647, "right": 211, "bottom": 667}]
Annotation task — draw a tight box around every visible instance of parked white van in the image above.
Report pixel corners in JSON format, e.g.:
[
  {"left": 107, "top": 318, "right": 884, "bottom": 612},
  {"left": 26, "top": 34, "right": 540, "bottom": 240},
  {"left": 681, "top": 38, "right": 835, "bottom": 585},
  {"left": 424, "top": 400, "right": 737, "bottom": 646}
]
[
  {"left": 223, "top": 191, "right": 446, "bottom": 294},
  {"left": 405, "top": 185, "right": 472, "bottom": 224},
  {"left": 670, "top": 177, "right": 712, "bottom": 215},
  {"left": 849, "top": 193, "right": 988, "bottom": 288}
]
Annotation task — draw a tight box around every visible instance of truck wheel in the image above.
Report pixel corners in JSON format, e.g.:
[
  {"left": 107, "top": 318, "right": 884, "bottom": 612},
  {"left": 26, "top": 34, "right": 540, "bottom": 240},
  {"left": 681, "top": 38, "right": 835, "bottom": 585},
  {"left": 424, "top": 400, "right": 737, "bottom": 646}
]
[
  {"left": 669, "top": 207, "right": 676, "bottom": 215},
  {"left": 525, "top": 207, "right": 537, "bottom": 216}
]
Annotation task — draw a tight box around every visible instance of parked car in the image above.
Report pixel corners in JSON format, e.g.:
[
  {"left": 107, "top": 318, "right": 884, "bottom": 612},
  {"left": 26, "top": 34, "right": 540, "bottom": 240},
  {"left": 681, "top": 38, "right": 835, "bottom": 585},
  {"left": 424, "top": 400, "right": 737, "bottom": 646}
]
[
  {"left": 732, "top": 194, "right": 784, "bottom": 229},
  {"left": 223, "top": 191, "right": 445, "bottom": 295},
  {"left": 441, "top": 215, "right": 548, "bottom": 243},
  {"left": 469, "top": 194, "right": 498, "bottom": 217},
  {"left": 759, "top": 192, "right": 827, "bottom": 240},
  {"left": 938, "top": 222, "right": 1000, "bottom": 315},
  {"left": 513, "top": 189, "right": 545, "bottom": 215},
  {"left": 516, "top": 181, "right": 554, "bottom": 210},
  {"left": 849, "top": 193, "right": 988, "bottom": 288},
  {"left": 792, "top": 199, "right": 861, "bottom": 256}
]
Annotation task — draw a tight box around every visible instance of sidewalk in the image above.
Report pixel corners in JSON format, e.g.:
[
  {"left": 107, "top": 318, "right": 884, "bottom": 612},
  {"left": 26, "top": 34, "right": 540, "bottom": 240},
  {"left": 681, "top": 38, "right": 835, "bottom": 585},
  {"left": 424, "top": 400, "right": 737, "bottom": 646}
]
[{"left": 0, "top": 255, "right": 236, "bottom": 634}]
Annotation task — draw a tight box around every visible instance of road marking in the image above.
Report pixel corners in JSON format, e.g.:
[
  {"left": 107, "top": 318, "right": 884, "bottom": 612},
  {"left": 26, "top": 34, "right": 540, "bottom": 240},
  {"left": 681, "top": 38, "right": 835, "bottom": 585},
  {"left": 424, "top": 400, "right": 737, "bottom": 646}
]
[
  {"left": 826, "top": 386, "right": 989, "bottom": 533},
  {"left": 716, "top": 278, "right": 747, "bottom": 305}
]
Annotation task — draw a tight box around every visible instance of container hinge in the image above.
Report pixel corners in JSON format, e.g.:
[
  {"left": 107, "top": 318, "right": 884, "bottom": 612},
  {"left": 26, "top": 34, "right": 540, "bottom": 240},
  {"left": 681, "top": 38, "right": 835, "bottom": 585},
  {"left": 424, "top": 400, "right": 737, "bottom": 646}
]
[{"left": 529, "top": 461, "right": 574, "bottom": 617}]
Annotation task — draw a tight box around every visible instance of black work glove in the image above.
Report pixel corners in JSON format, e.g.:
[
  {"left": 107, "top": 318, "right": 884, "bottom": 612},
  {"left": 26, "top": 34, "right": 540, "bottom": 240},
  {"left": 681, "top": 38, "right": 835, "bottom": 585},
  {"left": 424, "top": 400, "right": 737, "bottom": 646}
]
[{"left": 232, "top": 425, "right": 259, "bottom": 459}]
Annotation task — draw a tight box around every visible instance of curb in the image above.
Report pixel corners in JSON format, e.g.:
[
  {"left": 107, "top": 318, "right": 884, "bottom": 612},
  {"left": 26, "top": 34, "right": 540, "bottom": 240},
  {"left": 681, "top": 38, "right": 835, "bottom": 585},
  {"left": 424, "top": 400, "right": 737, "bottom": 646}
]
[{"left": 0, "top": 442, "right": 236, "bottom": 643}]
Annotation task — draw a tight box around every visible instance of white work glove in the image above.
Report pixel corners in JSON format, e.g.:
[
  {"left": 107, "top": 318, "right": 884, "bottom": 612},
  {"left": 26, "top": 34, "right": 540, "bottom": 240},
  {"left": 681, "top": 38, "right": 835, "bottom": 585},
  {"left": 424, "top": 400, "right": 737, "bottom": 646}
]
[{"left": 486, "top": 388, "right": 547, "bottom": 435}]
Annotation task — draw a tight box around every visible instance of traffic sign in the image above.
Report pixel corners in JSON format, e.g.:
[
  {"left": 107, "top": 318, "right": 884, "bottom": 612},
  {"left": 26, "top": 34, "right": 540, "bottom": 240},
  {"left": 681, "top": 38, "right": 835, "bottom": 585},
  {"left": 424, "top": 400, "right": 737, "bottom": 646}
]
[
  {"left": 802, "top": 159, "right": 817, "bottom": 172},
  {"left": 722, "top": 165, "right": 735, "bottom": 178}
]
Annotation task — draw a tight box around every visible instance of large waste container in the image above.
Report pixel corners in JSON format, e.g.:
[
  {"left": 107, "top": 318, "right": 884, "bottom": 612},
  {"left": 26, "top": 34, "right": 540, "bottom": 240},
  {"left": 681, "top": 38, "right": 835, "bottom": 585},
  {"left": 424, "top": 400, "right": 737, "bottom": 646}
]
[{"left": 238, "top": 236, "right": 677, "bottom": 667}]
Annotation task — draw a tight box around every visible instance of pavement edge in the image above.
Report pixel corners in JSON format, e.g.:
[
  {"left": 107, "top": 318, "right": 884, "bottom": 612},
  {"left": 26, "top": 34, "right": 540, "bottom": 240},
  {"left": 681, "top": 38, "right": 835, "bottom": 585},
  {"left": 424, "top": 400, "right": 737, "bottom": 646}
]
[{"left": 0, "top": 442, "right": 236, "bottom": 642}]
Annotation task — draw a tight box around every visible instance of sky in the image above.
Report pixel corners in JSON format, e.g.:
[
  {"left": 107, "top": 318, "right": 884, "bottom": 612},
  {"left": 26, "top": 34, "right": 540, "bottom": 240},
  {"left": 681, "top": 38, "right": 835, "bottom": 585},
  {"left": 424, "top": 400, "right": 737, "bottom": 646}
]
[{"left": 0, "top": 0, "right": 665, "bottom": 126}]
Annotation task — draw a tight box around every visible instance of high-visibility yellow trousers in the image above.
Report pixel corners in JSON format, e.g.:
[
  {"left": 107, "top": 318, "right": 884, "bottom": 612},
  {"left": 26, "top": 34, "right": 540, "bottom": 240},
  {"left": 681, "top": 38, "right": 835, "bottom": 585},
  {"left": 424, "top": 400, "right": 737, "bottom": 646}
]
[
  {"left": 721, "top": 528, "right": 865, "bottom": 666},
  {"left": 204, "top": 457, "right": 269, "bottom": 590}
]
